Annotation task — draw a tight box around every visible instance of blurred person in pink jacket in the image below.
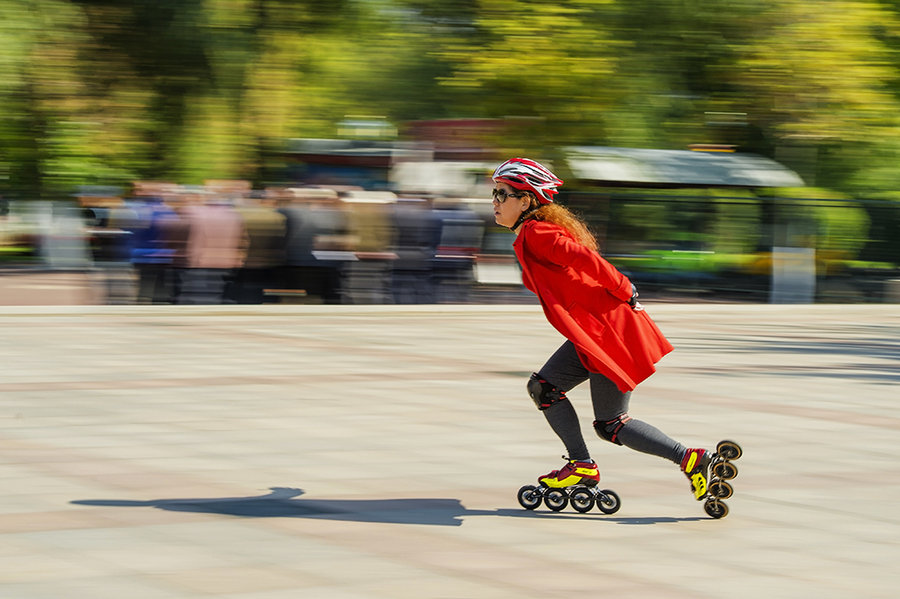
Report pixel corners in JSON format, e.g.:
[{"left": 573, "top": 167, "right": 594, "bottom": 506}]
[{"left": 179, "top": 189, "right": 244, "bottom": 304}]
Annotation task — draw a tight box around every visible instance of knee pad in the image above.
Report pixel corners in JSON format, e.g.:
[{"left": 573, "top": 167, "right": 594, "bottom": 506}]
[
  {"left": 527, "top": 373, "right": 568, "bottom": 411},
  {"left": 593, "top": 413, "right": 633, "bottom": 445}
]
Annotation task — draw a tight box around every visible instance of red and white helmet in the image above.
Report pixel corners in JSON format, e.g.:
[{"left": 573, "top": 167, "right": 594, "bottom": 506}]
[{"left": 492, "top": 158, "right": 563, "bottom": 204}]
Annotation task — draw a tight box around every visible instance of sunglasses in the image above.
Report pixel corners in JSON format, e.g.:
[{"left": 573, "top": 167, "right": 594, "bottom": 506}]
[{"left": 492, "top": 188, "right": 525, "bottom": 203}]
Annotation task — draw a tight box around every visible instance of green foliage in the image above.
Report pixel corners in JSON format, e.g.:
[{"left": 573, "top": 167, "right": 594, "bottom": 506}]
[
  {"left": 2, "top": 0, "right": 900, "bottom": 200},
  {"left": 436, "top": 0, "right": 622, "bottom": 149},
  {"left": 709, "top": 190, "right": 762, "bottom": 255},
  {"left": 770, "top": 187, "right": 871, "bottom": 260}
]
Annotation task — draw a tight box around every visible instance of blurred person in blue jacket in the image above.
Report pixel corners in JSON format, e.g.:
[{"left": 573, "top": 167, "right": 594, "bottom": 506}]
[{"left": 127, "top": 182, "right": 179, "bottom": 304}]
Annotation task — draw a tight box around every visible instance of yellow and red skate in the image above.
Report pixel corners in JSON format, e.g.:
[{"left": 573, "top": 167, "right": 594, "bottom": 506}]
[
  {"left": 682, "top": 440, "right": 743, "bottom": 518},
  {"left": 517, "top": 458, "right": 621, "bottom": 514}
]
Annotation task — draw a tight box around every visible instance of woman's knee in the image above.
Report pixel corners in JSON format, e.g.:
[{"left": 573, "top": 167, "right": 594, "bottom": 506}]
[{"left": 526, "top": 373, "right": 569, "bottom": 411}]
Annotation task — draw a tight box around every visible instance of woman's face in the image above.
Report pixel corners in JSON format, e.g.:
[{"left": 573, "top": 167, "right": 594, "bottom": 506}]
[{"left": 492, "top": 182, "right": 533, "bottom": 229}]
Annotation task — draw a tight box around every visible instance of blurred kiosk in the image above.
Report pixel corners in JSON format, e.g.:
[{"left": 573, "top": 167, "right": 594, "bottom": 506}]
[
  {"left": 770, "top": 247, "right": 816, "bottom": 303},
  {"left": 564, "top": 146, "right": 809, "bottom": 304}
]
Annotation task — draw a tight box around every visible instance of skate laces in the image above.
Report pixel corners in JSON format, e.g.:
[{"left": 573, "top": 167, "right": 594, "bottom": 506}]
[
  {"left": 538, "top": 456, "right": 600, "bottom": 488},
  {"left": 558, "top": 458, "right": 577, "bottom": 477},
  {"left": 543, "top": 457, "right": 580, "bottom": 480},
  {"left": 559, "top": 456, "right": 597, "bottom": 476}
]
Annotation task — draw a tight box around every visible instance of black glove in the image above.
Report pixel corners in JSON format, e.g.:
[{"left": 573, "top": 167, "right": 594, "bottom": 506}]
[{"left": 627, "top": 283, "right": 639, "bottom": 308}]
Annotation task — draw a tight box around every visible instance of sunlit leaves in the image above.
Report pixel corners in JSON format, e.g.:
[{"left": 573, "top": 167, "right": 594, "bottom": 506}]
[
  {"left": 738, "top": 0, "right": 900, "bottom": 143},
  {"left": 3, "top": 0, "right": 900, "bottom": 196}
]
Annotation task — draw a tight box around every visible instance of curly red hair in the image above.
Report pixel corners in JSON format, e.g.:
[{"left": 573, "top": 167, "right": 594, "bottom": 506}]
[{"left": 525, "top": 201, "right": 598, "bottom": 252}]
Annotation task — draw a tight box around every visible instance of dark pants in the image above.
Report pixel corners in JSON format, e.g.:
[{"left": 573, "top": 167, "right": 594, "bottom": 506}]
[{"left": 536, "top": 341, "right": 685, "bottom": 464}]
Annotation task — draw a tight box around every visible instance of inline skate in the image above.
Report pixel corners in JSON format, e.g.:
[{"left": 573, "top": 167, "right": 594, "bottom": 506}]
[
  {"left": 517, "top": 457, "right": 621, "bottom": 514},
  {"left": 682, "top": 440, "right": 742, "bottom": 519}
]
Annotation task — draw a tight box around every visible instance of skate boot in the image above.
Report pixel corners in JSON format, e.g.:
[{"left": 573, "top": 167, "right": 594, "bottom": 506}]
[
  {"left": 539, "top": 457, "right": 600, "bottom": 488},
  {"left": 517, "top": 457, "right": 620, "bottom": 514},
  {"left": 681, "top": 448, "right": 712, "bottom": 500},
  {"left": 681, "top": 440, "right": 743, "bottom": 519}
]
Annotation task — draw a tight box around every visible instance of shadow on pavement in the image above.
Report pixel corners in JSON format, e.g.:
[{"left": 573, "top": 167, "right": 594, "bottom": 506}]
[{"left": 72, "top": 486, "right": 708, "bottom": 526}]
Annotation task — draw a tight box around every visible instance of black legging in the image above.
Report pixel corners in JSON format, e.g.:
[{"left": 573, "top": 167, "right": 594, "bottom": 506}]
[{"left": 536, "top": 341, "right": 685, "bottom": 465}]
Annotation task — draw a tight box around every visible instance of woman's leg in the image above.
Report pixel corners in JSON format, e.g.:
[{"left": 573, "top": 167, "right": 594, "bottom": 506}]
[
  {"left": 589, "top": 373, "right": 685, "bottom": 464},
  {"left": 534, "top": 342, "right": 591, "bottom": 461}
]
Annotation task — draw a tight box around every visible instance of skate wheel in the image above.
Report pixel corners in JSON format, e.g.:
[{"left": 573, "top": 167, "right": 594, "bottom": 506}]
[
  {"left": 517, "top": 485, "right": 542, "bottom": 510},
  {"left": 544, "top": 488, "right": 569, "bottom": 512},
  {"left": 704, "top": 498, "right": 729, "bottom": 519},
  {"left": 596, "top": 489, "right": 621, "bottom": 514},
  {"left": 708, "top": 480, "right": 734, "bottom": 499},
  {"left": 716, "top": 440, "right": 742, "bottom": 460},
  {"left": 712, "top": 460, "right": 739, "bottom": 480},
  {"left": 569, "top": 488, "right": 595, "bottom": 513}
]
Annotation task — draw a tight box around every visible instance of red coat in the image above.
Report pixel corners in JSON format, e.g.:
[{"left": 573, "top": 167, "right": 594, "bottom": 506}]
[{"left": 513, "top": 220, "right": 673, "bottom": 392}]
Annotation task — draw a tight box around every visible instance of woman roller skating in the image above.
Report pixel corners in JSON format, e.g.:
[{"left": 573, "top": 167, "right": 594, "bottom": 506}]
[{"left": 491, "top": 158, "right": 741, "bottom": 518}]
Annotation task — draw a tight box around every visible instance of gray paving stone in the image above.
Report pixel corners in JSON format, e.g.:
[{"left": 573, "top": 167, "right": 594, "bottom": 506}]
[{"left": 0, "top": 304, "right": 898, "bottom": 598}]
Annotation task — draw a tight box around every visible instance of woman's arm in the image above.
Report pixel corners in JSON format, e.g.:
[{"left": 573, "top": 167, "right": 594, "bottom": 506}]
[{"left": 527, "top": 223, "right": 633, "bottom": 301}]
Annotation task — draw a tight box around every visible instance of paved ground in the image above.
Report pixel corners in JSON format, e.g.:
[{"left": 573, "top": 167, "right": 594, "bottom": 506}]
[{"left": 0, "top": 303, "right": 898, "bottom": 598}]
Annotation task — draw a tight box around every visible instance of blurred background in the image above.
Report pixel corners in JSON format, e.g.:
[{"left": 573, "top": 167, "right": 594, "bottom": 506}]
[{"left": 2, "top": 0, "right": 899, "bottom": 305}]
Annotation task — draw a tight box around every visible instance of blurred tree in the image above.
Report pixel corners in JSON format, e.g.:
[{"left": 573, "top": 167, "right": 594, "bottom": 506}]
[
  {"left": 733, "top": 1, "right": 900, "bottom": 190},
  {"left": 74, "top": 0, "right": 295, "bottom": 183},
  {"left": 0, "top": 0, "right": 98, "bottom": 198},
  {"left": 598, "top": 0, "right": 766, "bottom": 149},
  {"left": 432, "top": 0, "right": 623, "bottom": 155},
  {"left": 2, "top": 0, "right": 900, "bottom": 202}
]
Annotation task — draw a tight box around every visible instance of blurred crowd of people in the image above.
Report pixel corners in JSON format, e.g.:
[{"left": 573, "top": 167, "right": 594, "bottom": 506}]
[{"left": 71, "top": 181, "right": 516, "bottom": 305}]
